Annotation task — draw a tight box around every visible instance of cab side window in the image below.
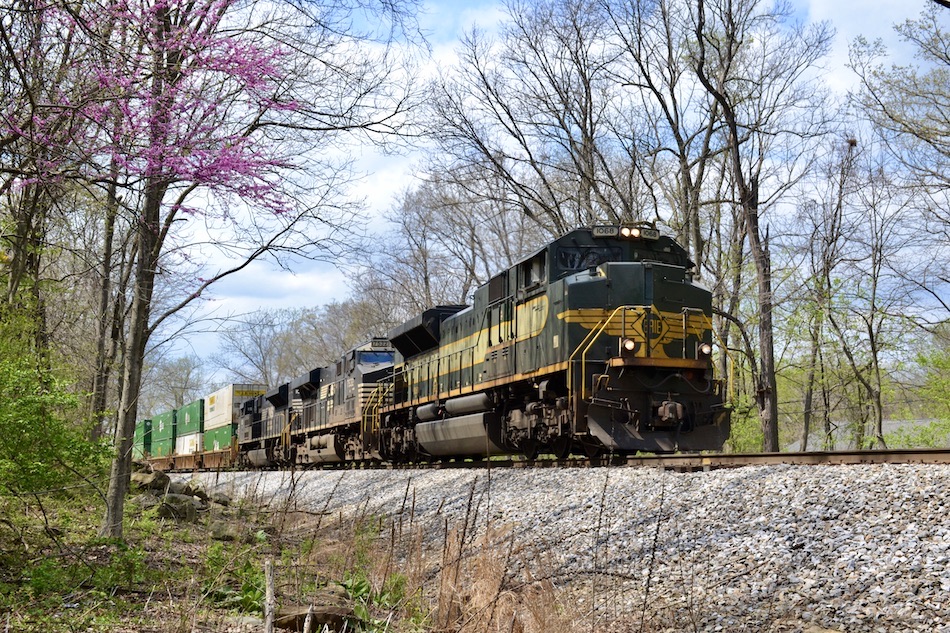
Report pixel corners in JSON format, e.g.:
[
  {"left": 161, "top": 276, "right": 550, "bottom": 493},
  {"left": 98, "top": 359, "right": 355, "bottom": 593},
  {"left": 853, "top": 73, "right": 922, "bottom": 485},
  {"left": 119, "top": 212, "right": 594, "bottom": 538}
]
[{"left": 519, "top": 254, "right": 546, "bottom": 289}]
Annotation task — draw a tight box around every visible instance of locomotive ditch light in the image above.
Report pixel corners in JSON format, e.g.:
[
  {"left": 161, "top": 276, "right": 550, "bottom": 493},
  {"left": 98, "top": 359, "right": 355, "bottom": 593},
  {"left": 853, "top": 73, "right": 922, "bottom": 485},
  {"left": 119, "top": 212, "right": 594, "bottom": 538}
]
[
  {"left": 698, "top": 342, "right": 713, "bottom": 357},
  {"left": 622, "top": 338, "right": 637, "bottom": 353}
]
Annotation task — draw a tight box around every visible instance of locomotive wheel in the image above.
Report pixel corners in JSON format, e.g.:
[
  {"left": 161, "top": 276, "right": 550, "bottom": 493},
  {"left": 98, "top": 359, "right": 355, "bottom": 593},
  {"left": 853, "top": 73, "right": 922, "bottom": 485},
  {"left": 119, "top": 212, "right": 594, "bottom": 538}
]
[
  {"left": 552, "top": 436, "right": 572, "bottom": 459},
  {"left": 520, "top": 439, "right": 540, "bottom": 461}
]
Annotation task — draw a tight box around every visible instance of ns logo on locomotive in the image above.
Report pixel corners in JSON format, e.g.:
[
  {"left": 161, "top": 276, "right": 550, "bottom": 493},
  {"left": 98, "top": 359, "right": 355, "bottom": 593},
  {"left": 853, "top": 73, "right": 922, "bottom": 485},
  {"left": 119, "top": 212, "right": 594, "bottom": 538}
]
[{"left": 135, "top": 225, "right": 731, "bottom": 469}]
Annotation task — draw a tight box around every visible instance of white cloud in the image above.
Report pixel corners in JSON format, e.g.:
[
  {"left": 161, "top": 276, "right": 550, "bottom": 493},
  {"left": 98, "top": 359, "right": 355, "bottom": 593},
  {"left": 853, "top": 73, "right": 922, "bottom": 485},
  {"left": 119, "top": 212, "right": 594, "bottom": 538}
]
[
  {"left": 173, "top": 257, "right": 349, "bottom": 360},
  {"left": 208, "top": 259, "right": 348, "bottom": 309},
  {"left": 420, "top": 0, "right": 507, "bottom": 46}
]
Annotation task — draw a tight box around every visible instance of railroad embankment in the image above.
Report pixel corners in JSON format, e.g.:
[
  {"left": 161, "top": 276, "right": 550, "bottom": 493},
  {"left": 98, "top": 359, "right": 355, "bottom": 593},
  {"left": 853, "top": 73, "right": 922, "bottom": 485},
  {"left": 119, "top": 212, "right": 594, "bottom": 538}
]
[{"left": 187, "top": 464, "right": 950, "bottom": 632}]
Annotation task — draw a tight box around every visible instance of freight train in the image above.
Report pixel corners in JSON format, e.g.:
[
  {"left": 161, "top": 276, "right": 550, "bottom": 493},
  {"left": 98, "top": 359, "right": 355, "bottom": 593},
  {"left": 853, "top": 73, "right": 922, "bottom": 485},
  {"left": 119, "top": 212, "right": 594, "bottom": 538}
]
[{"left": 134, "top": 224, "right": 731, "bottom": 469}]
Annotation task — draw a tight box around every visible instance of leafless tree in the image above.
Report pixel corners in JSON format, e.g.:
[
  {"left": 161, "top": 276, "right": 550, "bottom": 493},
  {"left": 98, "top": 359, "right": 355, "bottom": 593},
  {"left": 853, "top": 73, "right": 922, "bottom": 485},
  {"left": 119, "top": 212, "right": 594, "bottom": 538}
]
[
  {"left": 789, "top": 139, "right": 860, "bottom": 450},
  {"left": 691, "top": 0, "right": 834, "bottom": 451},
  {"left": 426, "top": 0, "right": 648, "bottom": 235},
  {"left": 827, "top": 143, "right": 926, "bottom": 448},
  {"left": 602, "top": 0, "right": 727, "bottom": 275},
  {"left": 851, "top": 4, "right": 950, "bottom": 334},
  {"left": 370, "top": 176, "right": 545, "bottom": 314},
  {"left": 852, "top": 4, "right": 950, "bottom": 198},
  {"left": 138, "top": 354, "right": 208, "bottom": 415}
]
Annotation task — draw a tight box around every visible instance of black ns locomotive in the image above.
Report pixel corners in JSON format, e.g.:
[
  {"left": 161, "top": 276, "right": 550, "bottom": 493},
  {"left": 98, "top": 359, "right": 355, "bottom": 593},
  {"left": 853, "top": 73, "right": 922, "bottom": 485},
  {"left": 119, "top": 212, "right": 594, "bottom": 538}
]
[{"left": 141, "top": 224, "right": 731, "bottom": 470}]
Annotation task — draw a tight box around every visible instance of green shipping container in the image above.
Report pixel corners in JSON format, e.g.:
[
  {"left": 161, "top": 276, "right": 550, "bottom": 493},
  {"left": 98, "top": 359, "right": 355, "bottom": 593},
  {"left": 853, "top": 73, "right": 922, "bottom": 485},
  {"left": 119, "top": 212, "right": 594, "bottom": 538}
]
[
  {"left": 152, "top": 410, "right": 177, "bottom": 442},
  {"left": 177, "top": 399, "right": 204, "bottom": 436},
  {"left": 203, "top": 424, "right": 235, "bottom": 452},
  {"left": 151, "top": 437, "right": 175, "bottom": 457},
  {"left": 133, "top": 419, "right": 151, "bottom": 459}
]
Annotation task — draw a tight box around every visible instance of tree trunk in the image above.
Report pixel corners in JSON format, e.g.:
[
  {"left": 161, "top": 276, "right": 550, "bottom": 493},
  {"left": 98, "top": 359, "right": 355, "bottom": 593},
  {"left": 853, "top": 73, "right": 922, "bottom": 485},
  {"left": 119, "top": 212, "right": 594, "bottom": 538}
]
[
  {"left": 98, "top": 297, "right": 148, "bottom": 538},
  {"left": 89, "top": 176, "right": 120, "bottom": 441},
  {"left": 100, "top": 1, "right": 175, "bottom": 538},
  {"left": 800, "top": 334, "right": 819, "bottom": 452},
  {"left": 868, "top": 333, "right": 888, "bottom": 449},
  {"left": 692, "top": 0, "right": 780, "bottom": 451},
  {"left": 746, "top": 209, "right": 780, "bottom": 451},
  {"left": 99, "top": 178, "right": 163, "bottom": 539}
]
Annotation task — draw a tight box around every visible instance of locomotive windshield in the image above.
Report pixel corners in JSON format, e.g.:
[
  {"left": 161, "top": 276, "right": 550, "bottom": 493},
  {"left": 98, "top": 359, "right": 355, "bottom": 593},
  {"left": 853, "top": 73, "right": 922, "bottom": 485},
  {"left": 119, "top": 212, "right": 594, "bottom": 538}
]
[
  {"left": 359, "top": 351, "right": 394, "bottom": 364},
  {"left": 556, "top": 246, "right": 622, "bottom": 272}
]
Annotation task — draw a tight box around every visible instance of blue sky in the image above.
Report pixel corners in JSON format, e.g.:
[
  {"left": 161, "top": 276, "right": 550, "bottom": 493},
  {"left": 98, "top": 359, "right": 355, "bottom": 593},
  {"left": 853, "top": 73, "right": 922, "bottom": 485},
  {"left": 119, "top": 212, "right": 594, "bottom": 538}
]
[{"left": 188, "top": 0, "right": 937, "bottom": 361}]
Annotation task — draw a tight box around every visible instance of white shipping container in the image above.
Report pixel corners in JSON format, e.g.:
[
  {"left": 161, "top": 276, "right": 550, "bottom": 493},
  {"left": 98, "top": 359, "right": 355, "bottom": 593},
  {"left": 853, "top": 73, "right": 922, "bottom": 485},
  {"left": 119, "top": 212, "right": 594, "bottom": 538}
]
[
  {"left": 204, "top": 383, "right": 267, "bottom": 429},
  {"left": 176, "top": 432, "right": 202, "bottom": 455}
]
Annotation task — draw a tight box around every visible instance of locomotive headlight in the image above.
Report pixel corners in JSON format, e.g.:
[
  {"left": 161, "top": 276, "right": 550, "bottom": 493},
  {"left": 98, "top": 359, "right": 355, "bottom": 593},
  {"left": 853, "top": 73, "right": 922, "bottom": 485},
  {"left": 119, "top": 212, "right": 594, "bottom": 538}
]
[
  {"left": 620, "top": 226, "right": 641, "bottom": 238},
  {"left": 698, "top": 342, "right": 713, "bottom": 356},
  {"left": 622, "top": 338, "right": 637, "bottom": 352}
]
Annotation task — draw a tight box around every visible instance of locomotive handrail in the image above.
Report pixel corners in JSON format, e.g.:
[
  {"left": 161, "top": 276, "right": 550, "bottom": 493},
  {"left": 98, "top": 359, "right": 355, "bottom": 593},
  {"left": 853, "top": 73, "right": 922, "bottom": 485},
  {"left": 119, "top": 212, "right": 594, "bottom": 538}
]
[
  {"left": 568, "top": 304, "right": 721, "bottom": 400},
  {"left": 567, "top": 305, "right": 617, "bottom": 401},
  {"left": 362, "top": 381, "right": 393, "bottom": 436},
  {"left": 378, "top": 342, "right": 481, "bottom": 410},
  {"left": 568, "top": 304, "right": 654, "bottom": 400},
  {"left": 692, "top": 309, "right": 738, "bottom": 400},
  {"left": 681, "top": 307, "right": 706, "bottom": 359}
]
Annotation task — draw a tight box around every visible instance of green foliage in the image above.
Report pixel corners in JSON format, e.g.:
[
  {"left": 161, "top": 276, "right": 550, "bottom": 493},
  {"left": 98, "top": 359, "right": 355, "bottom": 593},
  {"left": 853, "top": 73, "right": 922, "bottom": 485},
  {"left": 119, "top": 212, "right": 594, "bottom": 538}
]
[
  {"left": 91, "top": 543, "right": 148, "bottom": 591},
  {"left": 0, "top": 307, "right": 113, "bottom": 608},
  {"left": 378, "top": 573, "right": 409, "bottom": 609},
  {"left": 725, "top": 396, "right": 763, "bottom": 453},
  {"left": 26, "top": 557, "right": 79, "bottom": 597},
  {"left": 0, "top": 491, "right": 436, "bottom": 631},
  {"left": 351, "top": 515, "right": 381, "bottom": 573},
  {"left": 917, "top": 348, "right": 950, "bottom": 420},
  {"left": 885, "top": 419, "right": 950, "bottom": 449},
  {"left": 203, "top": 542, "right": 267, "bottom": 614},
  {"left": 0, "top": 526, "right": 154, "bottom": 631},
  {"left": 342, "top": 572, "right": 418, "bottom": 632},
  {"left": 19, "top": 541, "right": 147, "bottom": 612},
  {"left": 881, "top": 345, "right": 950, "bottom": 448},
  {"left": 0, "top": 308, "right": 109, "bottom": 501},
  {"left": 335, "top": 516, "right": 430, "bottom": 632}
]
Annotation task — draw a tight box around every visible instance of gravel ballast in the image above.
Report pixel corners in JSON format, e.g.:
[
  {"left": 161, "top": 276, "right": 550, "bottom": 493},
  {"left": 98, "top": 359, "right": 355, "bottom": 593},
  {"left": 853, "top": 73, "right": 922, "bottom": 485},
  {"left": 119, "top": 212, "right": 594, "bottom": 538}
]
[{"left": 187, "top": 464, "right": 950, "bottom": 632}]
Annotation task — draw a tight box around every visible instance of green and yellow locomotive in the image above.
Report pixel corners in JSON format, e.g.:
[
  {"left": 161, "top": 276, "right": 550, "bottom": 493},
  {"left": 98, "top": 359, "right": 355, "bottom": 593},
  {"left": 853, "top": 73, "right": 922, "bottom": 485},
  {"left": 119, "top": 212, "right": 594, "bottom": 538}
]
[{"left": 374, "top": 225, "right": 731, "bottom": 460}]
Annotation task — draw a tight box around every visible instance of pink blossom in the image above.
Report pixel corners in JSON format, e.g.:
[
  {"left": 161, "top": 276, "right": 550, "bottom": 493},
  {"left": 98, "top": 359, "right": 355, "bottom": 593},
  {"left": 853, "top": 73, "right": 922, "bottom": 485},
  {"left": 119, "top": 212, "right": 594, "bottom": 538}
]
[{"left": 3, "top": 0, "right": 300, "bottom": 218}]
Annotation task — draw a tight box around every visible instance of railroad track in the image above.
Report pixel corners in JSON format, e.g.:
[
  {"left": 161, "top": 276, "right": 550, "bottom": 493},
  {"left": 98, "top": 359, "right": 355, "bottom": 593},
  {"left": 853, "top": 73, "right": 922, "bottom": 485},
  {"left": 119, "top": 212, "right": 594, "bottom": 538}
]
[
  {"left": 602, "top": 448, "right": 950, "bottom": 470},
  {"left": 169, "top": 448, "right": 950, "bottom": 474},
  {"left": 382, "top": 448, "right": 950, "bottom": 471}
]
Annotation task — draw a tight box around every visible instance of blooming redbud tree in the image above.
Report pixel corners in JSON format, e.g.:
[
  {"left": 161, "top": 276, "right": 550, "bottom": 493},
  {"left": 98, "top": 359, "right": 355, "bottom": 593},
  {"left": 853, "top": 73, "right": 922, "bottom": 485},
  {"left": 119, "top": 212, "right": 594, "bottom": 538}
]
[{"left": 0, "top": 0, "right": 420, "bottom": 538}]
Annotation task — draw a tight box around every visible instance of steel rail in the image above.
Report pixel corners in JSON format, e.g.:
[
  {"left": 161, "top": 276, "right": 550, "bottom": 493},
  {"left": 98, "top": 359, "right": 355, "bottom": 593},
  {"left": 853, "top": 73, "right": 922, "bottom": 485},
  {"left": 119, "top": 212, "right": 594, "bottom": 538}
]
[{"left": 169, "top": 448, "right": 950, "bottom": 474}]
